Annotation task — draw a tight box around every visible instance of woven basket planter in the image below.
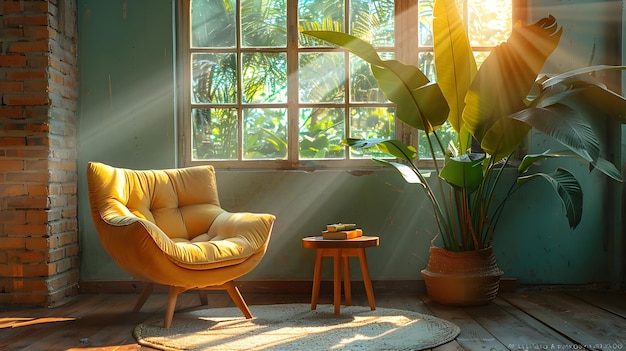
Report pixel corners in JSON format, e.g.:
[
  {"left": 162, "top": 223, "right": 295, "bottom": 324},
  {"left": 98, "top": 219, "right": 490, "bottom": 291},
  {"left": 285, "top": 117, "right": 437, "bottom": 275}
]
[{"left": 421, "top": 246, "right": 504, "bottom": 306}]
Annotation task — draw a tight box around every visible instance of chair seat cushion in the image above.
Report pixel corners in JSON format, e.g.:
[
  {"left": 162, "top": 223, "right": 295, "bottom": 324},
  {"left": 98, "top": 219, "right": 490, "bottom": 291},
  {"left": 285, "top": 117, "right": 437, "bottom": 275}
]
[
  {"left": 169, "top": 234, "right": 252, "bottom": 270},
  {"left": 164, "top": 212, "right": 275, "bottom": 270}
]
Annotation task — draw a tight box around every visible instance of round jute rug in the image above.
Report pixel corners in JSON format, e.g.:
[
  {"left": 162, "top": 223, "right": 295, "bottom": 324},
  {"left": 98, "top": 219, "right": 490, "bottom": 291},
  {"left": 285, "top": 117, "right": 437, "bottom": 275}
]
[{"left": 134, "top": 303, "right": 460, "bottom": 351}]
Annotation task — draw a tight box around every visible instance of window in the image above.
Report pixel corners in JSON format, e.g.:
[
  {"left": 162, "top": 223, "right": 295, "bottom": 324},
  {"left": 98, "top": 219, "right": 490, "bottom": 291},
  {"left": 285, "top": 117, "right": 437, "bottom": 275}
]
[{"left": 180, "top": 0, "right": 514, "bottom": 169}]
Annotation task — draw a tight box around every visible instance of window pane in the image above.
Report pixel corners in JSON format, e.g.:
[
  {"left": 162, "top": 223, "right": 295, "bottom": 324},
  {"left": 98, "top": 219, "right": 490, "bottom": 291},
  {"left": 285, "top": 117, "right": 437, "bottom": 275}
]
[
  {"left": 242, "top": 53, "right": 287, "bottom": 104},
  {"left": 299, "top": 52, "right": 345, "bottom": 103},
  {"left": 468, "top": 0, "right": 512, "bottom": 46},
  {"left": 350, "top": 53, "right": 391, "bottom": 103},
  {"left": 350, "top": 0, "right": 394, "bottom": 46},
  {"left": 298, "top": 0, "right": 345, "bottom": 46},
  {"left": 418, "top": 52, "right": 436, "bottom": 82},
  {"left": 350, "top": 107, "right": 394, "bottom": 139},
  {"left": 191, "top": 0, "right": 236, "bottom": 48},
  {"left": 418, "top": 0, "right": 434, "bottom": 46},
  {"left": 243, "top": 108, "right": 287, "bottom": 159},
  {"left": 419, "top": 0, "right": 468, "bottom": 46},
  {"left": 242, "top": 0, "right": 287, "bottom": 47},
  {"left": 192, "top": 108, "right": 238, "bottom": 160},
  {"left": 418, "top": 121, "right": 456, "bottom": 159},
  {"left": 192, "top": 53, "right": 237, "bottom": 104},
  {"left": 349, "top": 107, "right": 394, "bottom": 159},
  {"left": 299, "top": 108, "right": 346, "bottom": 159}
]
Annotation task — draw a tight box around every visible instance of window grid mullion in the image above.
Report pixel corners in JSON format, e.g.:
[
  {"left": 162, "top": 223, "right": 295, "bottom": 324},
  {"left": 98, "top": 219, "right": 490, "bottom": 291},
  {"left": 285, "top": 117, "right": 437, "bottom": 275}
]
[
  {"left": 344, "top": 50, "right": 353, "bottom": 159},
  {"left": 236, "top": 0, "right": 244, "bottom": 161},
  {"left": 344, "top": 0, "right": 352, "bottom": 159},
  {"left": 287, "top": 1, "right": 300, "bottom": 166},
  {"left": 396, "top": 0, "right": 419, "bottom": 149}
]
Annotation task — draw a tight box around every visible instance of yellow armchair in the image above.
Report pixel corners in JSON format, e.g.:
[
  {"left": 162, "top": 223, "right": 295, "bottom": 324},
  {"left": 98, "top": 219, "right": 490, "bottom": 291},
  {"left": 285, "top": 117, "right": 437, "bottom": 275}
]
[{"left": 86, "top": 162, "right": 275, "bottom": 328}]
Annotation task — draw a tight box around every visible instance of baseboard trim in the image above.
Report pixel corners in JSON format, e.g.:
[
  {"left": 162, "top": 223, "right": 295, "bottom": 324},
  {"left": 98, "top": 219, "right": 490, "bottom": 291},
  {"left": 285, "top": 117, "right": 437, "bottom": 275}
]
[{"left": 78, "top": 278, "right": 517, "bottom": 295}]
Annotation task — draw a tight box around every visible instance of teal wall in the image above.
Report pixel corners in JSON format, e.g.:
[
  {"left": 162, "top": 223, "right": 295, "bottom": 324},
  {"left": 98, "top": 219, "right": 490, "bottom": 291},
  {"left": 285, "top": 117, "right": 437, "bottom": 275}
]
[
  {"left": 77, "top": 0, "right": 624, "bottom": 286},
  {"left": 77, "top": 0, "right": 178, "bottom": 279}
]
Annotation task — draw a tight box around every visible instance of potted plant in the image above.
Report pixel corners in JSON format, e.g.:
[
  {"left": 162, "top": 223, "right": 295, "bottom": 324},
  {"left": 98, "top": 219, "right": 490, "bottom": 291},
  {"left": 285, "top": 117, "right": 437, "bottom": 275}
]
[{"left": 303, "top": 0, "right": 626, "bottom": 305}]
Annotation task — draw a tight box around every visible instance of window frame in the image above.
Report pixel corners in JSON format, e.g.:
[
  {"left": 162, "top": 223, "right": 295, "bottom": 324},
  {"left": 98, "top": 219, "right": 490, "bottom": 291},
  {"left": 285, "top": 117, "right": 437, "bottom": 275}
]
[{"left": 178, "top": 0, "right": 524, "bottom": 170}]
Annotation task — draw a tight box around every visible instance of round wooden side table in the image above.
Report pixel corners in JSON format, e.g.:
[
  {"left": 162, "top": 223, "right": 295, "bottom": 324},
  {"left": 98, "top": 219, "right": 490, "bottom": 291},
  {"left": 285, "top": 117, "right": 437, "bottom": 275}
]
[{"left": 302, "top": 235, "right": 379, "bottom": 315}]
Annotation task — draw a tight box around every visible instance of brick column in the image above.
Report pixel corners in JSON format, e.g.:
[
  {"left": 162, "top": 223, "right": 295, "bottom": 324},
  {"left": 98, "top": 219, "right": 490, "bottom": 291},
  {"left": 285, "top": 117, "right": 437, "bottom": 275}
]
[{"left": 0, "top": 0, "right": 79, "bottom": 306}]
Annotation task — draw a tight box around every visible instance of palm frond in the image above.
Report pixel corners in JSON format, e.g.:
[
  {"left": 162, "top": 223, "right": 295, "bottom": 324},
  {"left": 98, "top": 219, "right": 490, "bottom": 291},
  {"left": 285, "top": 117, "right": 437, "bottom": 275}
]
[{"left": 518, "top": 168, "right": 582, "bottom": 228}]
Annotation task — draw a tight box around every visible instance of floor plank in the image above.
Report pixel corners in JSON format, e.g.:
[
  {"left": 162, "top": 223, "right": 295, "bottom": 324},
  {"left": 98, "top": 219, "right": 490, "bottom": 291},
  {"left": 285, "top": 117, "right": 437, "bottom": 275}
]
[
  {"left": 475, "top": 297, "right": 584, "bottom": 349},
  {"left": 0, "top": 294, "right": 117, "bottom": 350},
  {"left": 6, "top": 295, "right": 136, "bottom": 351},
  {"left": 0, "top": 290, "right": 624, "bottom": 351},
  {"left": 500, "top": 292, "right": 626, "bottom": 350},
  {"left": 567, "top": 291, "right": 626, "bottom": 319}
]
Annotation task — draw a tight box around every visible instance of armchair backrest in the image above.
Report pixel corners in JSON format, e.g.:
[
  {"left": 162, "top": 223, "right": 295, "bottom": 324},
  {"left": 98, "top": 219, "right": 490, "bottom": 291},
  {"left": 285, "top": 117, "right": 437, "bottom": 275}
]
[{"left": 87, "top": 162, "right": 225, "bottom": 240}]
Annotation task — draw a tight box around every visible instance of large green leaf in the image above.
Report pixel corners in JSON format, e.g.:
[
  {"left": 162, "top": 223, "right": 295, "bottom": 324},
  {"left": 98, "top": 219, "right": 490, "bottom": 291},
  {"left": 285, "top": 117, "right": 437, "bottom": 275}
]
[
  {"left": 373, "top": 159, "right": 425, "bottom": 185},
  {"left": 591, "top": 157, "right": 623, "bottom": 182},
  {"left": 517, "top": 168, "right": 583, "bottom": 229},
  {"left": 464, "top": 16, "right": 562, "bottom": 148},
  {"left": 345, "top": 138, "right": 430, "bottom": 186},
  {"left": 541, "top": 65, "right": 626, "bottom": 89},
  {"left": 371, "top": 63, "right": 449, "bottom": 131},
  {"left": 508, "top": 104, "right": 598, "bottom": 163},
  {"left": 433, "top": 0, "right": 476, "bottom": 150},
  {"left": 439, "top": 153, "right": 485, "bottom": 192},
  {"left": 344, "top": 138, "right": 417, "bottom": 162},
  {"left": 481, "top": 117, "right": 531, "bottom": 162},
  {"left": 302, "top": 30, "right": 449, "bottom": 132},
  {"left": 518, "top": 150, "right": 576, "bottom": 174},
  {"left": 535, "top": 67, "right": 626, "bottom": 124},
  {"left": 300, "top": 31, "right": 383, "bottom": 65},
  {"left": 519, "top": 150, "right": 623, "bottom": 183}
]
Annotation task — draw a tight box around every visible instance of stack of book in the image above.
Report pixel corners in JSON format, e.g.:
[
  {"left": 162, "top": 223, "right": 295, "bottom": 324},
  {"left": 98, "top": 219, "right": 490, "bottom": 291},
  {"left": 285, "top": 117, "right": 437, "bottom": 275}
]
[{"left": 322, "top": 223, "right": 363, "bottom": 240}]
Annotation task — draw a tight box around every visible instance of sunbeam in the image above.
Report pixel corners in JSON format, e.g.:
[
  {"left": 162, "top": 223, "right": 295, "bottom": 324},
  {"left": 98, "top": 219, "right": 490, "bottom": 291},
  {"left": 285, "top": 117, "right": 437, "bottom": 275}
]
[{"left": 0, "top": 316, "right": 76, "bottom": 329}]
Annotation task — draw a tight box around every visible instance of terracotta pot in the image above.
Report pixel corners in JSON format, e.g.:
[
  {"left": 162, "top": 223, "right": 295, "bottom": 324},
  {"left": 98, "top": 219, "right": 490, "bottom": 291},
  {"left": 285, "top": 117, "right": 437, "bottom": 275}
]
[{"left": 421, "top": 246, "right": 504, "bottom": 306}]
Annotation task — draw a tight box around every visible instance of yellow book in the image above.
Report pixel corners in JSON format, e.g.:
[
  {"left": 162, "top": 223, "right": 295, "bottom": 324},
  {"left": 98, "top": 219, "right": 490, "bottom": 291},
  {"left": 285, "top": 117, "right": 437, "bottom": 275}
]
[
  {"left": 322, "top": 228, "right": 363, "bottom": 240},
  {"left": 326, "top": 223, "right": 357, "bottom": 232}
]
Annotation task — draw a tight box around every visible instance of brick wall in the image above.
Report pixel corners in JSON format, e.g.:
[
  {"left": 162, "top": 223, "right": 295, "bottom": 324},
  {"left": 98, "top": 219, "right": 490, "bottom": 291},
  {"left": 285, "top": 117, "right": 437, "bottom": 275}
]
[{"left": 0, "top": 0, "right": 79, "bottom": 306}]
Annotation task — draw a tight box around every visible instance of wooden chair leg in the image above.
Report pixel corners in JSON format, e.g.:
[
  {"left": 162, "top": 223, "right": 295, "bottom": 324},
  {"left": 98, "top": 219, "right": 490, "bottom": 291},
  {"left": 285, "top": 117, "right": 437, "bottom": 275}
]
[
  {"left": 198, "top": 290, "right": 208, "bottom": 305},
  {"left": 133, "top": 282, "right": 154, "bottom": 312},
  {"left": 164, "top": 286, "right": 186, "bottom": 329},
  {"left": 225, "top": 282, "right": 252, "bottom": 319}
]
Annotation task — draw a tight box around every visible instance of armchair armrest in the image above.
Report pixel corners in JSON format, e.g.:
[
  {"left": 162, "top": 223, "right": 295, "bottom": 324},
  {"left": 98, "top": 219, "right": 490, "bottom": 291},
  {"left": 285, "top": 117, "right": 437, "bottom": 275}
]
[{"left": 208, "top": 212, "right": 276, "bottom": 248}]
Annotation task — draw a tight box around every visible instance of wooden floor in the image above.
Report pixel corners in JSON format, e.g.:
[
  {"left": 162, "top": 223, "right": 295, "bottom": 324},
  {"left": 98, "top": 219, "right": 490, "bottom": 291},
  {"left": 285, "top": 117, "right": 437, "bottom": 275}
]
[{"left": 0, "top": 288, "right": 624, "bottom": 351}]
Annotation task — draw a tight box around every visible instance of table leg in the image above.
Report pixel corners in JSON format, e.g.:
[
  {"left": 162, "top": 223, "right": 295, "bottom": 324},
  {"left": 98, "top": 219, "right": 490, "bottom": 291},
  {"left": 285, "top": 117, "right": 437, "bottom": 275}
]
[
  {"left": 358, "top": 248, "right": 376, "bottom": 310},
  {"left": 342, "top": 254, "right": 351, "bottom": 306},
  {"left": 333, "top": 249, "right": 341, "bottom": 314},
  {"left": 310, "top": 249, "right": 324, "bottom": 310}
]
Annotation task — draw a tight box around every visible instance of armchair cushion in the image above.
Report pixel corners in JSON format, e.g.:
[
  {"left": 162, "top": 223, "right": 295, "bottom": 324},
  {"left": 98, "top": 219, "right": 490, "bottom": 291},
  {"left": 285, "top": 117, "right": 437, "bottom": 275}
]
[{"left": 168, "top": 212, "right": 276, "bottom": 270}]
